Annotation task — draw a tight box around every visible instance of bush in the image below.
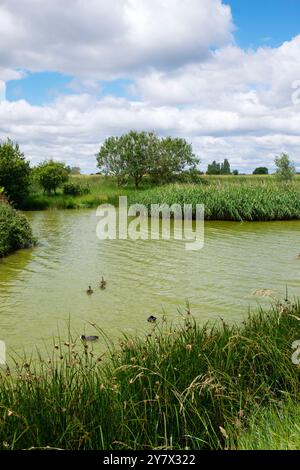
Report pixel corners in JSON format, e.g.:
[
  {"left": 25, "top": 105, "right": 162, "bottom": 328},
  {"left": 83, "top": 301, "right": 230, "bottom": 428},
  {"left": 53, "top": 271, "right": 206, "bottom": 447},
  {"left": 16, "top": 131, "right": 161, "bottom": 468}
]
[
  {"left": 0, "top": 204, "right": 36, "bottom": 257},
  {"left": 0, "top": 139, "right": 31, "bottom": 207},
  {"left": 36, "top": 161, "right": 69, "bottom": 194},
  {"left": 63, "top": 182, "right": 91, "bottom": 196}
]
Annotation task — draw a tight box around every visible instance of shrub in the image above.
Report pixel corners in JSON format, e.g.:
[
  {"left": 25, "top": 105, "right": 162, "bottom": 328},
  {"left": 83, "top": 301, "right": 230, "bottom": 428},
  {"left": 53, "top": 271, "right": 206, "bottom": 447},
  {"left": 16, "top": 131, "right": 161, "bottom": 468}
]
[
  {"left": 36, "top": 161, "right": 69, "bottom": 194},
  {"left": 63, "top": 182, "right": 91, "bottom": 196},
  {"left": 0, "top": 204, "right": 36, "bottom": 257}
]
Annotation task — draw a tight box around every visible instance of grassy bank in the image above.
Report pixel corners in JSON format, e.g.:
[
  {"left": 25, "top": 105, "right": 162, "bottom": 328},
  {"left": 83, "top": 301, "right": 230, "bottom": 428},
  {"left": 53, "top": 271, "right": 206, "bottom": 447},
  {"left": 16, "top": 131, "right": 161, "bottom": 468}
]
[
  {"left": 0, "top": 204, "right": 36, "bottom": 257},
  {"left": 23, "top": 175, "right": 300, "bottom": 222},
  {"left": 0, "top": 301, "right": 299, "bottom": 450}
]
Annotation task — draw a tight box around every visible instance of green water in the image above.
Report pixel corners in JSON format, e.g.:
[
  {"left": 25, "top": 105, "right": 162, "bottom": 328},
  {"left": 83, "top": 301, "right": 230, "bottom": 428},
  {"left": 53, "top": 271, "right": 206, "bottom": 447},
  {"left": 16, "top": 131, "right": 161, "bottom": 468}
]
[{"left": 0, "top": 210, "right": 299, "bottom": 358}]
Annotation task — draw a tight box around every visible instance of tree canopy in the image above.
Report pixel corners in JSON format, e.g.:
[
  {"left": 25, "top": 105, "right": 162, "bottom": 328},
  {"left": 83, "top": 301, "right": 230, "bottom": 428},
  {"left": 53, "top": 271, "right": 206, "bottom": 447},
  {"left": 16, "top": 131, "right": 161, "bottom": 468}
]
[
  {"left": 96, "top": 131, "right": 199, "bottom": 187},
  {"left": 274, "top": 153, "right": 295, "bottom": 182},
  {"left": 0, "top": 139, "right": 31, "bottom": 206},
  {"left": 36, "top": 161, "right": 69, "bottom": 194}
]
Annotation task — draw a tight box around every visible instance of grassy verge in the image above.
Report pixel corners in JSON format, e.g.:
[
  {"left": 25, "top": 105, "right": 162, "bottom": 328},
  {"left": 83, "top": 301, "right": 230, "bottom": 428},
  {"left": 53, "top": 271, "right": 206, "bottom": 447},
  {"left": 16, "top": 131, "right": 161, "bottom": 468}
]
[
  {"left": 0, "top": 301, "right": 299, "bottom": 450},
  {"left": 0, "top": 204, "right": 36, "bottom": 257}
]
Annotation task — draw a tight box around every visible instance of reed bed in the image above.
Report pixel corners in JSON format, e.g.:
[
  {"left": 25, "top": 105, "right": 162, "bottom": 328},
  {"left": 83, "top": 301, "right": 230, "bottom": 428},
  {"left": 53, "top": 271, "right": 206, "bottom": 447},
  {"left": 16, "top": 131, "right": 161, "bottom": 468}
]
[
  {"left": 0, "top": 301, "right": 299, "bottom": 450},
  {"left": 130, "top": 181, "right": 300, "bottom": 221}
]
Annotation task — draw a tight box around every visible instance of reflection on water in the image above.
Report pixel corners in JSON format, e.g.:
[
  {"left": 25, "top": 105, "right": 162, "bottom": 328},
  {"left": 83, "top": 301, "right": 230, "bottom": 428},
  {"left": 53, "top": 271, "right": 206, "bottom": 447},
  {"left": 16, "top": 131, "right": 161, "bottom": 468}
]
[{"left": 0, "top": 210, "right": 299, "bottom": 357}]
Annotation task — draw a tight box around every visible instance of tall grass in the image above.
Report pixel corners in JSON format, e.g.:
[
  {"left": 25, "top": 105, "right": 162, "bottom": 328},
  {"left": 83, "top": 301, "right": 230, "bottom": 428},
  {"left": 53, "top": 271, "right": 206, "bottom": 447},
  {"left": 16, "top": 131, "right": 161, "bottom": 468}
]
[
  {"left": 131, "top": 181, "right": 300, "bottom": 221},
  {"left": 0, "top": 301, "right": 299, "bottom": 450},
  {"left": 235, "top": 400, "right": 300, "bottom": 450}
]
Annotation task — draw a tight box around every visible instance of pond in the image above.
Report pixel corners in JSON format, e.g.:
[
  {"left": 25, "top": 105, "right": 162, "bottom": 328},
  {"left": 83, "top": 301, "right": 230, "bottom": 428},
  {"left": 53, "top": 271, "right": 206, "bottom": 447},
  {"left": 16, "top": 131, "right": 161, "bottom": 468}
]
[{"left": 0, "top": 210, "right": 299, "bottom": 358}]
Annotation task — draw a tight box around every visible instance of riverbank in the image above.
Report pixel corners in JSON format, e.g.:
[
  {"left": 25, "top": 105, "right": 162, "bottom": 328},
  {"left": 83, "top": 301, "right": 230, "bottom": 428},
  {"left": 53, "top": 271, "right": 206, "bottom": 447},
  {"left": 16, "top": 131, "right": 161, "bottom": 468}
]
[
  {"left": 0, "top": 204, "right": 36, "bottom": 257},
  {"left": 0, "top": 301, "right": 299, "bottom": 450},
  {"left": 23, "top": 175, "right": 300, "bottom": 221}
]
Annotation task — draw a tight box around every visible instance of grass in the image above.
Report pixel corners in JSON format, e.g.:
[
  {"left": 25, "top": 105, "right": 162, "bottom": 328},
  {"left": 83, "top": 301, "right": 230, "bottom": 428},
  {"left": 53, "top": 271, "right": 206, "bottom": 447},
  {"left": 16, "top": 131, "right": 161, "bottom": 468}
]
[
  {"left": 0, "top": 300, "right": 300, "bottom": 450},
  {"left": 235, "top": 400, "right": 300, "bottom": 450},
  {"left": 131, "top": 180, "right": 300, "bottom": 221},
  {"left": 23, "top": 175, "right": 300, "bottom": 222},
  {"left": 0, "top": 203, "right": 36, "bottom": 257}
]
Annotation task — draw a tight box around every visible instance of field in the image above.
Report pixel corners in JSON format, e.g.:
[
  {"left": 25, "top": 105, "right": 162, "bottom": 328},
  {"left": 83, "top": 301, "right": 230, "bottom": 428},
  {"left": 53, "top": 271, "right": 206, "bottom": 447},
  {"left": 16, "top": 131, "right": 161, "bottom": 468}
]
[
  {"left": 23, "top": 175, "right": 300, "bottom": 222},
  {"left": 0, "top": 301, "right": 299, "bottom": 450}
]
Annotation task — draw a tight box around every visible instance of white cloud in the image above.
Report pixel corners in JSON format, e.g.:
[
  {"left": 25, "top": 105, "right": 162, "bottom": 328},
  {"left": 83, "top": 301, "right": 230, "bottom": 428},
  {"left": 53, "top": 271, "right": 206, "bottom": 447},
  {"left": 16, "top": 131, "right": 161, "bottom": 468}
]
[
  {"left": 0, "top": 0, "right": 233, "bottom": 78},
  {"left": 0, "top": 1, "right": 300, "bottom": 173}
]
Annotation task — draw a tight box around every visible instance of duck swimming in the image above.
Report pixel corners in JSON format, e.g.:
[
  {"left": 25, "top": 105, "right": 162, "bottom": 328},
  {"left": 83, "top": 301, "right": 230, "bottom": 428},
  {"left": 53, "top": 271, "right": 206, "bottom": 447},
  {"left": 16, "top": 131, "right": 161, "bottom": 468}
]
[
  {"left": 86, "top": 286, "right": 94, "bottom": 295},
  {"left": 147, "top": 315, "right": 157, "bottom": 323},
  {"left": 100, "top": 277, "right": 107, "bottom": 289}
]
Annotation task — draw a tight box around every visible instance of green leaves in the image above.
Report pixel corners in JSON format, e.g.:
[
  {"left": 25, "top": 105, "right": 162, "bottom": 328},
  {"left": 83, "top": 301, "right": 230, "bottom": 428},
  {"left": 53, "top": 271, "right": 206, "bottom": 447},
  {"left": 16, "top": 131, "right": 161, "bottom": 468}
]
[
  {"left": 0, "top": 139, "right": 31, "bottom": 207},
  {"left": 96, "top": 131, "right": 199, "bottom": 188},
  {"left": 275, "top": 153, "right": 296, "bottom": 182},
  {"left": 36, "top": 161, "right": 69, "bottom": 194}
]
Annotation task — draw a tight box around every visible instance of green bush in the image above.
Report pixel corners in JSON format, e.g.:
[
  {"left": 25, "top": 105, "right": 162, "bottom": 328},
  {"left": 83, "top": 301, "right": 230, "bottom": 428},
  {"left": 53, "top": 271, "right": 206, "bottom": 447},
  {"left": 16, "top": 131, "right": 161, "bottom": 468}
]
[
  {"left": 63, "top": 182, "right": 91, "bottom": 196},
  {"left": 0, "top": 139, "right": 31, "bottom": 207},
  {"left": 0, "top": 204, "right": 36, "bottom": 257}
]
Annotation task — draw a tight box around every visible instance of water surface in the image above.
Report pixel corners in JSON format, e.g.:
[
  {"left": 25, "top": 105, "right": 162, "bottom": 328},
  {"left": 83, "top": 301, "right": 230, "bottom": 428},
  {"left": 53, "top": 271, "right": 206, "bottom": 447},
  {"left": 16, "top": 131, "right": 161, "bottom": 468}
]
[{"left": 0, "top": 210, "right": 299, "bottom": 357}]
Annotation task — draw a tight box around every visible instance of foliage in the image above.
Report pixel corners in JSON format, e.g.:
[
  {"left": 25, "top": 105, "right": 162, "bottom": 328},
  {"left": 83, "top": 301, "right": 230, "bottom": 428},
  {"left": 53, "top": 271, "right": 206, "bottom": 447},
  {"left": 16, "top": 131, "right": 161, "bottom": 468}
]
[
  {"left": 0, "top": 303, "right": 299, "bottom": 449},
  {"left": 150, "top": 137, "right": 199, "bottom": 184},
  {"left": 207, "top": 159, "right": 231, "bottom": 175},
  {"left": 36, "top": 161, "right": 69, "bottom": 194},
  {"left": 63, "top": 182, "right": 91, "bottom": 196},
  {"left": 275, "top": 153, "right": 296, "bottom": 182},
  {"left": 97, "top": 131, "right": 199, "bottom": 188},
  {"left": 253, "top": 167, "right": 269, "bottom": 175},
  {"left": 0, "top": 204, "right": 36, "bottom": 257},
  {"left": 0, "top": 139, "right": 31, "bottom": 206}
]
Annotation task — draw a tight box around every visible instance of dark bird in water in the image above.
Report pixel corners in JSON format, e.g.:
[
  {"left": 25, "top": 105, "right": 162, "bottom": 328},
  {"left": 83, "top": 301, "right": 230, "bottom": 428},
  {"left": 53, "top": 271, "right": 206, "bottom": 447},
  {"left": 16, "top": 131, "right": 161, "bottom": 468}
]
[
  {"left": 147, "top": 316, "right": 157, "bottom": 323},
  {"left": 86, "top": 286, "right": 94, "bottom": 295},
  {"left": 80, "top": 335, "right": 99, "bottom": 342},
  {"left": 100, "top": 277, "right": 107, "bottom": 289}
]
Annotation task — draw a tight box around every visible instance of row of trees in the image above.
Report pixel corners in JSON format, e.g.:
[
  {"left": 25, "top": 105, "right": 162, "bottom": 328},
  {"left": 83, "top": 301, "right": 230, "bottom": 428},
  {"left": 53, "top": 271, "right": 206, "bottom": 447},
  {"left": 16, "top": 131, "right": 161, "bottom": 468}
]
[{"left": 96, "top": 131, "right": 199, "bottom": 188}]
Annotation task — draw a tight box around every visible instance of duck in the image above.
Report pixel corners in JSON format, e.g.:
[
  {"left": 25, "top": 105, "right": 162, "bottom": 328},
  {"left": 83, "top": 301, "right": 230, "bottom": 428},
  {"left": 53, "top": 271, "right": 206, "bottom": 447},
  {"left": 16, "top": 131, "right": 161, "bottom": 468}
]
[
  {"left": 147, "top": 315, "right": 157, "bottom": 323},
  {"left": 100, "top": 277, "right": 107, "bottom": 290},
  {"left": 86, "top": 286, "right": 94, "bottom": 295},
  {"left": 80, "top": 335, "right": 99, "bottom": 342}
]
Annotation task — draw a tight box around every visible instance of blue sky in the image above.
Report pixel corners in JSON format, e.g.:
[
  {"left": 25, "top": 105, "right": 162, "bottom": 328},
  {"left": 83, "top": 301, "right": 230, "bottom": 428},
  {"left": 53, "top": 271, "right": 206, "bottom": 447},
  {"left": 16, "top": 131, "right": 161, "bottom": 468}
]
[
  {"left": 226, "top": 0, "right": 300, "bottom": 49},
  {"left": 1, "top": 0, "right": 300, "bottom": 173}
]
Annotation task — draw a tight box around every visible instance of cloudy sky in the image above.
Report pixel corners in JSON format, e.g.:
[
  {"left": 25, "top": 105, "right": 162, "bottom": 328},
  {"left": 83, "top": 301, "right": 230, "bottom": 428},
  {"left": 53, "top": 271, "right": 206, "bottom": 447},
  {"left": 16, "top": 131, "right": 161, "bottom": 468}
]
[{"left": 0, "top": 0, "right": 300, "bottom": 173}]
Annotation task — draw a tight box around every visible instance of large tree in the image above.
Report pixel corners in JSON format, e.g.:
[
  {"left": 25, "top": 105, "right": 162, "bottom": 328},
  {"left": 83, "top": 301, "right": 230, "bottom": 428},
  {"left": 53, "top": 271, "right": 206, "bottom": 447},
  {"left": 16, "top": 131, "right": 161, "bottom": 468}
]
[
  {"left": 97, "top": 131, "right": 199, "bottom": 187},
  {"left": 36, "top": 160, "right": 69, "bottom": 194},
  {"left": 0, "top": 139, "right": 31, "bottom": 206}
]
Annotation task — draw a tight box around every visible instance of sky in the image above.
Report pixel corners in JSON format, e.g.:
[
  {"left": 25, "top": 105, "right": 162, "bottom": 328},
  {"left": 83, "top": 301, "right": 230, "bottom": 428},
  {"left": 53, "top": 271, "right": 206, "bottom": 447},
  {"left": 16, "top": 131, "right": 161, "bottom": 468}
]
[{"left": 0, "top": 0, "right": 300, "bottom": 173}]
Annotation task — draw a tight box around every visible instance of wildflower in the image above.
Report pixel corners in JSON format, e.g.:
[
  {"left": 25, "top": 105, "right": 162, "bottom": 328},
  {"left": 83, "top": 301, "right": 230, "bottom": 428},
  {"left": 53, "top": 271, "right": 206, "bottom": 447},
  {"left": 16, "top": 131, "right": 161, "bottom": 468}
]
[
  {"left": 99, "top": 384, "right": 105, "bottom": 391},
  {"left": 186, "top": 344, "right": 193, "bottom": 351}
]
